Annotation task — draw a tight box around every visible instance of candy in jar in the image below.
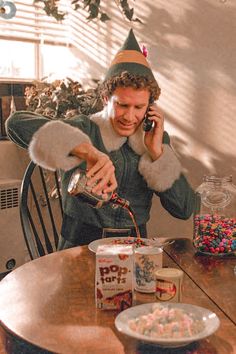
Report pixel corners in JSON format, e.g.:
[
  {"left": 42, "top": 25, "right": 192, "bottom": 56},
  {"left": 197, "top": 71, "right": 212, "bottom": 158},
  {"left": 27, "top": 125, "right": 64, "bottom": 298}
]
[{"left": 193, "top": 175, "right": 236, "bottom": 256}]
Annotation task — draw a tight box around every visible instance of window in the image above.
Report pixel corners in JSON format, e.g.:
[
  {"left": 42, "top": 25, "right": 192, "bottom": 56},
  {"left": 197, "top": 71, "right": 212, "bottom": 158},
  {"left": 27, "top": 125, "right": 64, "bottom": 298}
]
[
  {"left": 0, "top": 40, "right": 35, "bottom": 80},
  {"left": 0, "top": 0, "right": 71, "bottom": 81}
]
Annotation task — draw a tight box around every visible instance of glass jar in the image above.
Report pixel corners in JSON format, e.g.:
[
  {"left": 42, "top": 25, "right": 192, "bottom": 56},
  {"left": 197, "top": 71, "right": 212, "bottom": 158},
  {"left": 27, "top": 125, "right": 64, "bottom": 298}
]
[{"left": 193, "top": 175, "right": 236, "bottom": 256}]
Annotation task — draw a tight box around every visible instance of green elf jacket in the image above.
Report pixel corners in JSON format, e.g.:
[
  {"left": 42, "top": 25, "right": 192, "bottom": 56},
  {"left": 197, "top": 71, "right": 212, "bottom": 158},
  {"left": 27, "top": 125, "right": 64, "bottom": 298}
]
[{"left": 5, "top": 108, "right": 196, "bottom": 244}]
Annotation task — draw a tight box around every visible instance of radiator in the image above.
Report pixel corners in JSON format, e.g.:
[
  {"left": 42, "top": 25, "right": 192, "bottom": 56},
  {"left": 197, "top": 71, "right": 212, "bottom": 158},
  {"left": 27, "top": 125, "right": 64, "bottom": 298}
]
[{"left": 0, "top": 178, "right": 29, "bottom": 274}]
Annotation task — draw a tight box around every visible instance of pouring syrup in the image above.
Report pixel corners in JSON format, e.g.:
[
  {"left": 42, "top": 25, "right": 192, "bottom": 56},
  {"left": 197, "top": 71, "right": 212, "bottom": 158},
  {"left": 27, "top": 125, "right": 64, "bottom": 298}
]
[
  {"left": 109, "top": 193, "right": 141, "bottom": 240},
  {"left": 68, "top": 168, "right": 141, "bottom": 241}
]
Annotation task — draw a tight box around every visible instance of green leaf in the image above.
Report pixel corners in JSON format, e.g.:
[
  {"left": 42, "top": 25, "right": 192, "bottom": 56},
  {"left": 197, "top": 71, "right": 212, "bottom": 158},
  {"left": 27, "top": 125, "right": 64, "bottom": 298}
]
[
  {"left": 120, "top": 0, "right": 128, "bottom": 6},
  {"left": 34, "top": 0, "right": 142, "bottom": 23},
  {"left": 100, "top": 12, "right": 110, "bottom": 22},
  {"left": 124, "top": 7, "right": 134, "bottom": 21},
  {"left": 83, "top": 0, "right": 92, "bottom": 9},
  {"left": 55, "top": 13, "right": 65, "bottom": 21},
  {"left": 133, "top": 17, "right": 143, "bottom": 24},
  {"left": 119, "top": 0, "right": 139, "bottom": 22},
  {"left": 86, "top": 3, "right": 99, "bottom": 20}
]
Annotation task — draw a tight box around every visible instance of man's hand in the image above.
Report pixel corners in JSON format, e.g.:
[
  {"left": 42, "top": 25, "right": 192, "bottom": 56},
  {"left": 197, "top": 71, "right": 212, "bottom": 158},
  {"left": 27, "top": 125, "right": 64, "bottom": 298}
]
[
  {"left": 71, "top": 143, "right": 117, "bottom": 196},
  {"left": 144, "top": 104, "right": 164, "bottom": 161}
]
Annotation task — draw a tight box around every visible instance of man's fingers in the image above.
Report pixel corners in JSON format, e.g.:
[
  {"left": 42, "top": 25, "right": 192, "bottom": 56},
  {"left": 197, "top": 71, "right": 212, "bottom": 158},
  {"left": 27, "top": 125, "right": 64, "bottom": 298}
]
[
  {"left": 83, "top": 150, "right": 117, "bottom": 195},
  {"left": 91, "top": 169, "right": 117, "bottom": 194},
  {"left": 87, "top": 161, "right": 114, "bottom": 186},
  {"left": 86, "top": 154, "right": 110, "bottom": 178},
  {"left": 103, "top": 176, "right": 118, "bottom": 193}
]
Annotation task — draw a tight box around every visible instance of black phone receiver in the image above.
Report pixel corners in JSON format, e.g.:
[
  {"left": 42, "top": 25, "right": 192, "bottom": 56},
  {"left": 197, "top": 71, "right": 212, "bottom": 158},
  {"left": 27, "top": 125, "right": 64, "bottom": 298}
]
[{"left": 143, "top": 99, "right": 154, "bottom": 132}]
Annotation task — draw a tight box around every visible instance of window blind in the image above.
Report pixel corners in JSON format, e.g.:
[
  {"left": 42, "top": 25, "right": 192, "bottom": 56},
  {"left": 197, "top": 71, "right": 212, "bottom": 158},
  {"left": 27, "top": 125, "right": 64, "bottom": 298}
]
[{"left": 0, "top": 0, "right": 70, "bottom": 46}]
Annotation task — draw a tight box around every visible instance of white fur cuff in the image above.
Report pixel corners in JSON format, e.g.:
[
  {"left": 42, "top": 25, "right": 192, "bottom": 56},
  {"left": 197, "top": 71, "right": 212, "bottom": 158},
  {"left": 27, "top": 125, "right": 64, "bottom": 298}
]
[
  {"left": 29, "top": 120, "right": 91, "bottom": 171},
  {"left": 138, "top": 145, "right": 182, "bottom": 192}
]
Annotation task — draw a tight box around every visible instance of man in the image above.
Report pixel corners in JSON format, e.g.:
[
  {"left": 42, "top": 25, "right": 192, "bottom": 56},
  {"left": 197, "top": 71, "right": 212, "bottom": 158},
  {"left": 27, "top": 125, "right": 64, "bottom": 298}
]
[{"left": 6, "top": 29, "right": 196, "bottom": 249}]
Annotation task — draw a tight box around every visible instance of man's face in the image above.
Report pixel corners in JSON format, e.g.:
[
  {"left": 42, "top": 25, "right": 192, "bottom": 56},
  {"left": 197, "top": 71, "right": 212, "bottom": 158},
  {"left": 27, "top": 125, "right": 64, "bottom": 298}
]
[{"left": 106, "top": 87, "right": 150, "bottom": 137}]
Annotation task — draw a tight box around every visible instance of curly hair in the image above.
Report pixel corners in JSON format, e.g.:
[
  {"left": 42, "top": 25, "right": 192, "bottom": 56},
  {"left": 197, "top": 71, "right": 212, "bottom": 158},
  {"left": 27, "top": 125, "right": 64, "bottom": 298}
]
[{"left": 99, "top": 71, "right": 161, "bottom": 102}]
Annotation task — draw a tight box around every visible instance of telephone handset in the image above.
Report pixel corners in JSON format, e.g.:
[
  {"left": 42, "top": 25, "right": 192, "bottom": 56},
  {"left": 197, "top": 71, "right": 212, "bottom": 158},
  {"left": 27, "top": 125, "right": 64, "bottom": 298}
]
[{"left": 143, "top": 99, "right": 154, "bottom": 132}]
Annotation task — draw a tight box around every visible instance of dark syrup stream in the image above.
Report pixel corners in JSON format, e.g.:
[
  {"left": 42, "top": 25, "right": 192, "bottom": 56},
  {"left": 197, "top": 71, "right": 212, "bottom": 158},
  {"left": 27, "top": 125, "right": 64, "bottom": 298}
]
[{"left": 110, "top": 193, "right": 141, "bottom": 241}]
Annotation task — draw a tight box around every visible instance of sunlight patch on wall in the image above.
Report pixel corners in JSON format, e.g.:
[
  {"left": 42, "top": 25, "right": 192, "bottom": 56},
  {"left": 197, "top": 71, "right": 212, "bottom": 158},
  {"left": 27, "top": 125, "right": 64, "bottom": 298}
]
[
  {"left": 156, "top": 64, "right": 196, "bottom": 131},
  {"left": 203, "top": 86, "right": 236, "bottom": 155},
  {"left": 185, "top": 143, "right": 217, "bottom": 172},
  {"left": 150, "top": 0, "right": 194, "bottom": 21},
  {"left": 163, "top": 34, "right": 191, "bottom": 49},
  {"left": 166, "top": 123, "right": 217, "bottom": 175},
  {"left": 68, "top": 0, "right": 132, "bottom": 71},
  {"left": 69, "top": 15, "right": 108, "bottom": 68}
]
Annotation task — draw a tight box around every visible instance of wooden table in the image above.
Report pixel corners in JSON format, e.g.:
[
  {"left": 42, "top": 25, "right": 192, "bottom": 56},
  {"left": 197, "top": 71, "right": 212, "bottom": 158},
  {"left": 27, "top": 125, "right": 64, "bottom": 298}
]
[
  {"left": 0, "top": 239, "right": 235, "bottom": 354},
  {"left": 164, "top": 239, "right": 236, "bottom": 325}
]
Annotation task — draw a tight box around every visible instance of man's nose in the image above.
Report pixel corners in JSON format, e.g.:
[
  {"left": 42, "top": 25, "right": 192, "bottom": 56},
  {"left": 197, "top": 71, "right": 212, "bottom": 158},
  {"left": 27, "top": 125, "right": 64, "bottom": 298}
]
[{"left": 124, "top": 108, "right": 133, "bottom": 121}]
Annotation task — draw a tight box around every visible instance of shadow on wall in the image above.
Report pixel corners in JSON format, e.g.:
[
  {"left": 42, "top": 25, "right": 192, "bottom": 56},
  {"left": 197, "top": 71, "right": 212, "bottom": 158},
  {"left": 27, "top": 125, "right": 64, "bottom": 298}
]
[
  {"left": 141, "top": 1, "right": 236, "bottom": 238},
  {"left": 143, "top": 0, "right": 236, "bottom": 175},
  {"left": 171, "top": 135, "right": 236, "bottom": 187},
  {"left": 68, "top": 0, "right": 236, "bottom": 239},
  {"left": 147, "top": 133, "right": 236, "bottom": 239},
  {"left": 70, "top": 0, "right": 236, "bottom": 182}
]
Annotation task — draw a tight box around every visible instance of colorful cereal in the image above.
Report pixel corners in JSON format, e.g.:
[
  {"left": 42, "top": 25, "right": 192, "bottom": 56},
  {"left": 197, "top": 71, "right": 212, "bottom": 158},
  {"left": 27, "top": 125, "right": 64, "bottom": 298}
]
[
  {"left": 111, "top": 237, "right": 147, "bottom": 248},
  {"left": 194, "top": 214, "right": 236, "bottom": 255}
]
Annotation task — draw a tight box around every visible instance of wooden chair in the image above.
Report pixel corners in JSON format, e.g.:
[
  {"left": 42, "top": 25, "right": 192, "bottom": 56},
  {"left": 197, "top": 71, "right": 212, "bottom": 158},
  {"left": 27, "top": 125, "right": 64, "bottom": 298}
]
[
  {"left": 0, "top": 326, "right": 7, "bottom": 354},
  {"left": 20, "top": 161, "right": 63, "bottom": 260}
]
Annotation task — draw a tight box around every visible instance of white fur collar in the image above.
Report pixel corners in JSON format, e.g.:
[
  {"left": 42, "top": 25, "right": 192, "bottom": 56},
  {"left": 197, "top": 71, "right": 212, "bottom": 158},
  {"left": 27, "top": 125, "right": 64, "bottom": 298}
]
[{"left": 90, "top": 109, "right": 147, "bottom": 155}]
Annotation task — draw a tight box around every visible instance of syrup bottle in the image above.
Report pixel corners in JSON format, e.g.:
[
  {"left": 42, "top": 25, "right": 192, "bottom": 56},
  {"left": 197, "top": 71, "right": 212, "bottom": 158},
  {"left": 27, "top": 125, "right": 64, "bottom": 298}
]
[
  {"left": 67, "top": 168, "right": 141, "bottom": 239},
  {"left": 67, "top": 168, "right": 129, "bottom": 208}
]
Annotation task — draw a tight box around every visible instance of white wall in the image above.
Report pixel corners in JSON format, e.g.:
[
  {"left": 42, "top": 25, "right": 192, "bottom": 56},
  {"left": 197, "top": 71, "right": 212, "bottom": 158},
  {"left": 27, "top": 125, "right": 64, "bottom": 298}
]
[{"left": 0, "top": 141, "right": 29, "bottom": 180}]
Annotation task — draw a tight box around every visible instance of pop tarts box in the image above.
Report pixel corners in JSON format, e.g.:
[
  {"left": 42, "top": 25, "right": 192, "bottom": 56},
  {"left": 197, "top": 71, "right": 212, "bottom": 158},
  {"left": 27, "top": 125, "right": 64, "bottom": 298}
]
[{"left": 95, "top": 244, "right": 133, "bottom": 310}]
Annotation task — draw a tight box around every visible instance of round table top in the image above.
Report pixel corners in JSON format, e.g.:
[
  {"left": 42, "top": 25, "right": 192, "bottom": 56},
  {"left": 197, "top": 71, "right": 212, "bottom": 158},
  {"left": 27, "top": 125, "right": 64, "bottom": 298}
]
[
  {"left": 0, "top": 241, "right": 236, "bottom": 354},
  {"left": 0, "top": 246, "right": 128, "bottom": 353}
]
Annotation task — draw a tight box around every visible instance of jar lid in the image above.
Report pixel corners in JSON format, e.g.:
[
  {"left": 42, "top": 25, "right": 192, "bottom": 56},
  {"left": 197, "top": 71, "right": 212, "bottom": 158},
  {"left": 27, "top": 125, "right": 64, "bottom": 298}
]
[
  {"left": 155, "top": 268, "right": 183, "bottom": 279},
  {"left": 203, "top": 175, "right": 232, "bottom": 184}
]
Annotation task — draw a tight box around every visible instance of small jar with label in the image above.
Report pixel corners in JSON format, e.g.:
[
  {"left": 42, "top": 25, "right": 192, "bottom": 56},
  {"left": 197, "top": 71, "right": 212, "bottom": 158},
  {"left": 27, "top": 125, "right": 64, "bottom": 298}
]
[
  {"left": 193, "top": 175, "right": 236, "bottom": 256},
  {"left": 155, "top": 268, "right": 183, "bottom": 302}
]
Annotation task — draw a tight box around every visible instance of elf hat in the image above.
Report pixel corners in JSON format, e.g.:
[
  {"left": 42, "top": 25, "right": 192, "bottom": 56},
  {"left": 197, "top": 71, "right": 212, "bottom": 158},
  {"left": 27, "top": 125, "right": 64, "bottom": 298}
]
[{"left": 104, "top": 29, "right": 156, "bottom": 83}]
